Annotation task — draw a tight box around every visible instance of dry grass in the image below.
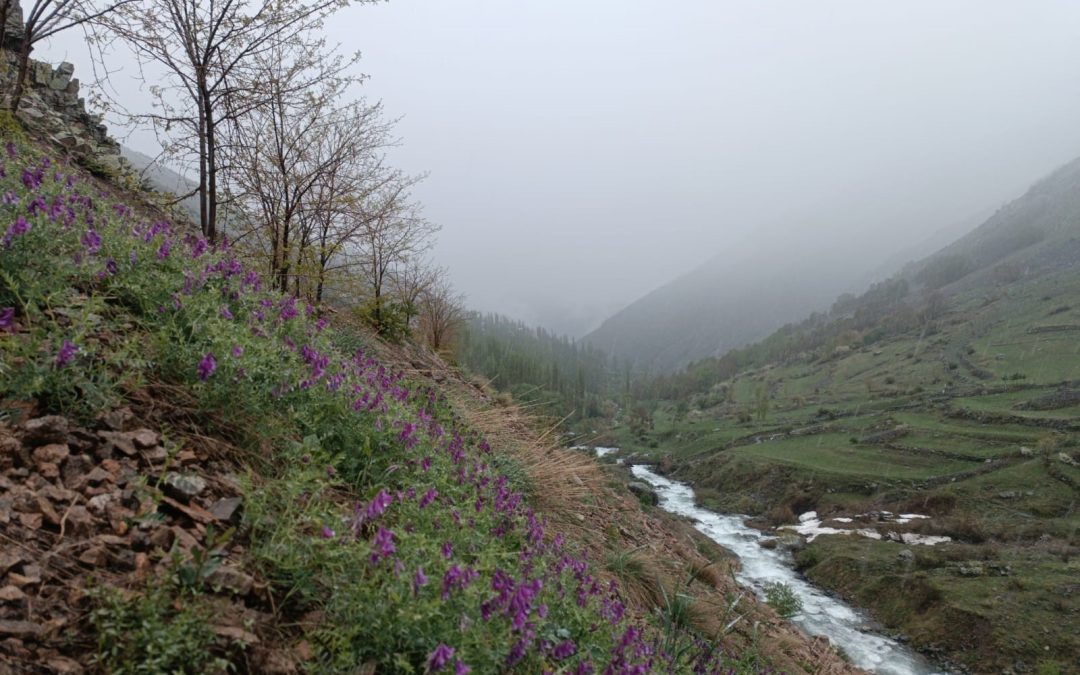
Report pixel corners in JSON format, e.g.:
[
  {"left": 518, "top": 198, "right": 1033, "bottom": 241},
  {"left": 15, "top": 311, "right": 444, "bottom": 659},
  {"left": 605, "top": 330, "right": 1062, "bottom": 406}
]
[{"left": 368, "top": 343, "right": 862, "bottom": 674}]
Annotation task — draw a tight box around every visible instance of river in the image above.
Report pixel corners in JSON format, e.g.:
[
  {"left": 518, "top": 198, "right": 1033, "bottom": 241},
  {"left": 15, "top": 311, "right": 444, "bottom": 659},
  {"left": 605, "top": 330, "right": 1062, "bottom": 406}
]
[{"left": 629, "top": 464, "right": 945, "bottom": 675}]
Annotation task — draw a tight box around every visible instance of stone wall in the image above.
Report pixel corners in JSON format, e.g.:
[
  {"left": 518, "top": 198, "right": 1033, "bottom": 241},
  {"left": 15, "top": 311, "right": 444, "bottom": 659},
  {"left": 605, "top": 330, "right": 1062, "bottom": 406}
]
[
  {"left": 2, "top": 0, "right": 128, "bottom": 175},
  {"left": 2, "top": 0, "right": 23, "bottom": 51}
]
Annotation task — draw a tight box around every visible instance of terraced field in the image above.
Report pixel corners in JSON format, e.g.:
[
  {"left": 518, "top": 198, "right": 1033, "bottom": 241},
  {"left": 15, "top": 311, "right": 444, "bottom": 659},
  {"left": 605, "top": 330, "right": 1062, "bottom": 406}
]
[{"left": 606, "top": 264, "right": 1080, "bottom": 673}]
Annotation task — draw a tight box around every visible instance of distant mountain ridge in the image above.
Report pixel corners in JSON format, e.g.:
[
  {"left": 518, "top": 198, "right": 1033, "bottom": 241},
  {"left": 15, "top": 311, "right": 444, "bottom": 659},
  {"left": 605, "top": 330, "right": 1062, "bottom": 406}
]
[
  {"left": 121, "top": 146, "right": 201, "bottom": 222},
  {"left": 582, "top": 239, "right": 877, "bottom": 374},
  {"left": 584, "top": 155, "right": 1080, "bottom": 375}
]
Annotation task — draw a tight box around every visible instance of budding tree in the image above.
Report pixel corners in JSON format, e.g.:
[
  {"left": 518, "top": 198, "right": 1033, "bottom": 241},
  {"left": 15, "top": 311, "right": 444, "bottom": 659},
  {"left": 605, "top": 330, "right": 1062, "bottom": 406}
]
[
  {"left": 350, "top": 180, "right": 438, "bottom": 335},
  {"left": 225, "top": 40, "right": 385, "bottom": 296},
  {"left": 418, "top": 269, "right": 464, "bottom": 352},
  {"left": 100, "top": 0, "right": 372, "bottom": 242}
]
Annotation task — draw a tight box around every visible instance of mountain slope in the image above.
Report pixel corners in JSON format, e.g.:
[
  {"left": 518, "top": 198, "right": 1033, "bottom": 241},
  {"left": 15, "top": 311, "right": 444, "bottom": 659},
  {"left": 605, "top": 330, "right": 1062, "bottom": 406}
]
[
  {"left": 0, "top": 120, "right": 860, "bottom": 672},
  {"left": 610, "top": 153, "right": 1080, "bottom": 674},
  {"left": 583, "top": 241, "right": 868, "bottom": 374}
]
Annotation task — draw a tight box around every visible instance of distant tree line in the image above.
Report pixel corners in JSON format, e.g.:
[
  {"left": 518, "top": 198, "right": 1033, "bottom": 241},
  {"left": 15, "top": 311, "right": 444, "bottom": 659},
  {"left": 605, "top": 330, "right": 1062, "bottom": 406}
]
[{"left": 455, "top": 313, "right": 621, "bottom": 422}]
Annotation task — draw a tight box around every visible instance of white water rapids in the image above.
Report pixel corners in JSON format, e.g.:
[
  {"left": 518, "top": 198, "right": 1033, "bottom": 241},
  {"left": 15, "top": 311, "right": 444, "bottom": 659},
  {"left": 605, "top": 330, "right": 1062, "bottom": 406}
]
[{"left": 629, "top": 464, "right": 945, "bottom": 675}]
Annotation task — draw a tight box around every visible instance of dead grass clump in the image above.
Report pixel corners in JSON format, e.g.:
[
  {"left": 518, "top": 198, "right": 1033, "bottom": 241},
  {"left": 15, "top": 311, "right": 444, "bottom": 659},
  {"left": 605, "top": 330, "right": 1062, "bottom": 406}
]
[{"left": 766, "top": 504, "right": 797, "bottom": 526}]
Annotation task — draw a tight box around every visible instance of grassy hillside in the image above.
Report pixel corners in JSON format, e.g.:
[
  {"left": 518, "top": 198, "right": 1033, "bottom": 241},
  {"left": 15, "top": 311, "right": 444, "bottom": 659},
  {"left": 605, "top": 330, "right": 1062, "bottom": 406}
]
[
  {"left": 609, "top": 172, "right": 1080, "bottom": 673},
  {"left": 0, "top": 129, "right": 863, "bottom": 673}
]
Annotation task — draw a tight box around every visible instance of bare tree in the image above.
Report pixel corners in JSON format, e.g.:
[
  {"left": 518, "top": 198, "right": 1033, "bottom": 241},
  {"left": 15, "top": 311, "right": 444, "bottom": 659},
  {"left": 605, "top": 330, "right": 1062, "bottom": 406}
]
[
  {"left": 100, "top": 0, "right": 373, "bottom": 242},
  {"left": 2, "top": 0, "right": 133, "bottom": 112},
  {"left": 418, "top": 270, "right": 464, "bottom": 353},
  {"left": 226, "top": 41, "right": 379, "bottom": 295},
  {"left": 352, "top": 183, "right": 438, "bottom": 334},
  {"left": 389, "top": 257, "right": 438, "bottom": 331}
]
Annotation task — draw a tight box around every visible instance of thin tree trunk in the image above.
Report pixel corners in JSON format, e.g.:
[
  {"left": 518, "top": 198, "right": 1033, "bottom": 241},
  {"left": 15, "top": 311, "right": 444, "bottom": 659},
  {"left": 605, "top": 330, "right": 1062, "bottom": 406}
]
[
  {"left": 197, "top": 94, "right": 208, "bottom": 238},
  {"left": 10, "top": 43, "right": 32, "bottom": 113},
  {"left": 205, "top": 108, "right": 218, "bottom": 243}
]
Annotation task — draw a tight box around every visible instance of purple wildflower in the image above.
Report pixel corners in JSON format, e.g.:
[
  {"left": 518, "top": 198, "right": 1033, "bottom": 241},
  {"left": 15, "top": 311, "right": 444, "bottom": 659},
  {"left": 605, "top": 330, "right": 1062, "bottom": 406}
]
[
  {"left": 426, "top": 644, "right": 455, "bottom": 672},
  {"left": 419, "top": 488, "right": 438, "bottom": 509},
  {"left": 441, "top": 541, "right": 454, "bottom": 560},
  {"left": 81, "top": 228, "right": 102, "bottom": 255},
  {"left": 105, "top": 258, "right": 119, "bottom": 276},
  {"left": 441, "top": 564, "right": 477, "bottom": 600},
  {"left": 455, "top": 661, "right": 471, "bottom": 675},
  {"left": 413, "top": 567, "right": 429, "bottom": 595},
  {"left": 197, "top": 352, "right": 217, "bottom": 381},
  {"left": 231, "top": 345, "right": 244, "bottom": 358},
  {"left": 0, "top": 307, "right": 14, "bottom": 333},
  {"left": 3, "top": 216, "right": 30, "bottom": 247},
  {"left": 55, "top": 340, "right": 78, "bottom": 367},
  {"left": 279, "top": 296, "right": 298, "bottom": 321},
  {"left": 220, "top": 305, "right": 234, "bottom": 320},
  {"left": 190, "top": 237, "right": 208, "bottom": 258},
  {"left": 156, "top": 239, "right": 171, "bottom": 260},
  {"left": 369, "top": 527, "right": 396, "bottom": 565},
  {"left": 552, "top": 640, "right": 577, "bottom": 660},
  {"left": 356, "top": 489, "right": 393, "bottom": 527},
  {"left": 321, "top": 526, "right": 336, "bottom": 539}
]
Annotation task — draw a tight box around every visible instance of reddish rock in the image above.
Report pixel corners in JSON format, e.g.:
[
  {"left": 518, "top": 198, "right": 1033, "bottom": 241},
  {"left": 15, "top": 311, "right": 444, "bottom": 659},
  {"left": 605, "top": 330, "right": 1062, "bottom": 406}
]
[
  {"left": 44, "top": 655, "right": 83, "bottom": 674},
  {"left": 0, "top": 586, "right": 26, "bottom": 602},
  {"left": 17, "top": 512, "right": 42, "bottom": 529},
  {"left": 31, "top": 444, "right": 69, "bottom": 466},
  {"left": 61, "top": 454, "right": 94, "bottom": 486},
  {"left": 63, "top": 505, "right": 94, "bottom": 537},
  {"left": 0, "top": 620, "right": 43, "bottom": 638},
  {"left": 100, "top": 407, "right": 134, "bottom": 431},
  {"left": 21, "top": 416, "right": 68, "bottom": 447},
  {"left": 130, "top": 429, "right": 160, "bottom": 449},
  {"left": 78, "top": 546, "right": 109, "bottom": 567},
  {"left": 97, "top": 431, "right": 136, "bottom": 457}
]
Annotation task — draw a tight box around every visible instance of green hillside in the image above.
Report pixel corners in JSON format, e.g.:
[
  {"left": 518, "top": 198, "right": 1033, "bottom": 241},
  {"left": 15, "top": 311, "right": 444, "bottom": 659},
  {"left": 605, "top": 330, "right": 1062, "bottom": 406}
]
[{"left": 609, "top": 157, "right": 1080, "bottom": 674}]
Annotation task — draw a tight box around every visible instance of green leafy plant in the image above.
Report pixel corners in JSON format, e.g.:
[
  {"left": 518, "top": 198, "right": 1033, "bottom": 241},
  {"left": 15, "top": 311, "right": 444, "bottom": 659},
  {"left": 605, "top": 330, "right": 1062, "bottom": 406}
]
[
  {"left": 89, "top": 583, "right": 228, "bottom": 674},
  {"left": 762, "top": 581, "right": 803, "bottom": 619}
]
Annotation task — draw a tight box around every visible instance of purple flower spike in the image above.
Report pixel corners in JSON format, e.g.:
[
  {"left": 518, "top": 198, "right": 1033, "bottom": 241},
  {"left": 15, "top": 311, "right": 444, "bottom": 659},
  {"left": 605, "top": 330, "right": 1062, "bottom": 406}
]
[
  {"left": 369, "top": 527, "right": 396, "bottom": 565},
  {"left": 426, "top": 644, "right": 455, "bottom": 672},
  {"left": 454, "top": 661, "right": 471, "bottom": 675},
  {"left": 197, "top": 352, "right": 217, "bottom": 381},
  {"left": 413, "top": 567, "right": 429, "bottom": 595},
  {"left": 553, "top": 639, "right": 577, "bottom": 660},
  {"left": 231, "top": 345, "right": 244, "bottom": 358},
  {"left": 55, "top": 340, "right": 78, "bottom": 367},
  {"left": 0, "top": 307, "right": 14, "bottom": 333},
  {"left": 3, "top": 215, "right": 30, "bottom": 248},
  {"left": 321, "top": 526, "right": 336, "bottom": 539},
  {"left": 81, "top": 228, "right": 102, "bottom": 255}
]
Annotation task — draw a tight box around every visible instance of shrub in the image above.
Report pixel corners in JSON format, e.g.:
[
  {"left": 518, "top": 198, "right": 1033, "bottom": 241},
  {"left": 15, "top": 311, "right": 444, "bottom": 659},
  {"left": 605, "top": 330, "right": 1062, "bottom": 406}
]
[
  {"left": 762, "top": 581, "right": 803, "bottom": 619},
  {"left": 89, "top": 583, "right": 228, "bottom": 675}
]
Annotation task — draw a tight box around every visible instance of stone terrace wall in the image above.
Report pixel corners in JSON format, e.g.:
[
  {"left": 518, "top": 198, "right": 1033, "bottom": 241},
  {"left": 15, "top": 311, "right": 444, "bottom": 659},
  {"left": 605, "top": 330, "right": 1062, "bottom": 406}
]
[{"left": 2, "top": 0, "right": 128, "bottom": 175}]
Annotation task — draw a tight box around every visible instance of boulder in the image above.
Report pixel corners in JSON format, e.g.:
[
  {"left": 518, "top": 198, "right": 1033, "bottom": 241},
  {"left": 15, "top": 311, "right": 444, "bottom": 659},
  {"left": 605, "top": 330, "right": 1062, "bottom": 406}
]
[
  {"left": 22, "top": 416, "right": 69, "bottom": 447},
  {"left": 164, "top": 472, "right": 207, "bottom": 502},
  {"left": 49, "top": 62, "right": 74, "bottom": 91},
  {"left": 626, "top": 481, "right": 659, "bottom": 506},
  {"left": 2, "top": 1, "right": 23, "bottom": 51}
]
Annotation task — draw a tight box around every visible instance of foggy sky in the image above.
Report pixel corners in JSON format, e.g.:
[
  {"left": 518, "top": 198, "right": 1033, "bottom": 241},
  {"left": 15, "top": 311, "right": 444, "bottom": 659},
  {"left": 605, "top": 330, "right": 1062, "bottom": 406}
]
[{"left": 38, "top": 1, "right": 1080, "bottom": 336}]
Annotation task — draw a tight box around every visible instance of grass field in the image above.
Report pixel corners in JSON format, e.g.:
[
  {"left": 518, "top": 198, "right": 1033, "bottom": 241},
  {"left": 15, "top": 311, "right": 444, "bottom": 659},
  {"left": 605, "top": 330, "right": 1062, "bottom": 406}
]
[{"left": 600, "top": 264, "right": 1080, "bottom": 674}]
